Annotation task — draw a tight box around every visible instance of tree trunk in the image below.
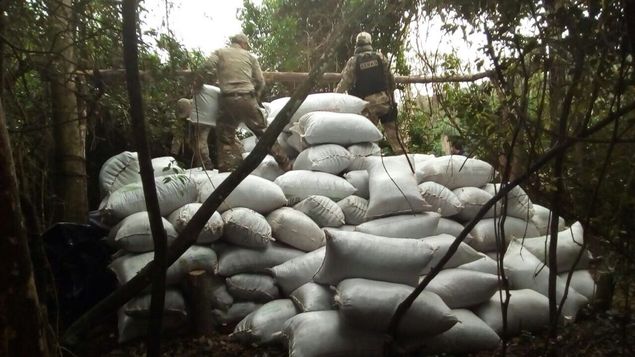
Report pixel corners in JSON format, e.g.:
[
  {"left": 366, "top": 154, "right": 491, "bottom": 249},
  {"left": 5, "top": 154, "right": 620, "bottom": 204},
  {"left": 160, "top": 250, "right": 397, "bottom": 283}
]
[
  {"left": 184, "top": 271, "right": 216, "bottom": 336},
  {"left": 0, "top": 99, "right": 51, "bottom": 357},
  {"left": 47, "top": 0, "right": 88, "bottom": 223}
]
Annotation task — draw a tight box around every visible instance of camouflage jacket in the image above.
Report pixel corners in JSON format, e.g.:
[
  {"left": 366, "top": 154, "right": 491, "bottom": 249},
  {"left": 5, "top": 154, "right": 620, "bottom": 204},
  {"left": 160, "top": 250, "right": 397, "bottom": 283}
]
[{"left": 195, "top": 43, "right": 265, "bottom": 96}]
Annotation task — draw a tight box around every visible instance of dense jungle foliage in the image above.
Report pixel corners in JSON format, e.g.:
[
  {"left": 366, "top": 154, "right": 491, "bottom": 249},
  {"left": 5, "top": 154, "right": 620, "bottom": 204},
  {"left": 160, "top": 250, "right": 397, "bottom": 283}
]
[{"left": 1, "top": 0, "right": 633, "bottom": 356}]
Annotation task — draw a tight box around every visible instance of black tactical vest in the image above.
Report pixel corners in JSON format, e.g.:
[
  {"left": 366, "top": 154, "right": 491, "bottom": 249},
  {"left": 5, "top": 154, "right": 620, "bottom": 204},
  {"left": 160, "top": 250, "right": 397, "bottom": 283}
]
[{"left": 350, "top": 52, "right": 388, "bottom": 98}]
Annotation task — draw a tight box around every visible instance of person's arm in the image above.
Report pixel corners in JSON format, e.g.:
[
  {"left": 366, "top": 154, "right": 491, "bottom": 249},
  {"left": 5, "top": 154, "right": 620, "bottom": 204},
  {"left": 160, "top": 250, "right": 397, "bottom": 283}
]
[
  {"left": 251, "top": 54, "right": 265, "bottom": 98},
  {"left": 193, "top": 51, "right": 218, "bottom": 94},
  {"left": 334, "top": 56, "right": 356, "bottom": 93}
]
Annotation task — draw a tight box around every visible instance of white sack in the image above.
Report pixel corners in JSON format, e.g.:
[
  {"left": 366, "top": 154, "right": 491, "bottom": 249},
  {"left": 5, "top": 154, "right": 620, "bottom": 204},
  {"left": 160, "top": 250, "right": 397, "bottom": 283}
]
[
  {"left": 199, "top": 173, "right": 287, "bottom": 214},
  {"left": 221, "top": 208, "right": 273, "bottom": 249},
  {"left": 456, "top": 253, "right": 500, "bottom": 275},
  {"left": 420, "top": 234, "right": 482, "bottom": 274},
  {"left": 365, "top": 155, "right": 428, "bottom": 219},
  {"left": 482, "top": 183, "right": 534, "bottom": 220},
  {"left": 215, "top": 242, "right": 304, "bottom": 277},
  {"left": 355, "top": 213, "right": 441, "bottom": 238},
  {"left": 343, "top": 170, "right": 369, "bottom": 199},
  {"left": 335, "top": 278, "right": 457, "bottom": 337},
  {"left": 425, "top": 269, "right": 499, "bottom": 308},
  {"left": 313, "top": 230, "right": 434, "bottom": 286},
  {"left": 110, "top": 246, "right": 217, "bottom": 286},
  {"left": 267, "top": 207, "right": 325, "bottom": 252},
  {"left": 231, "top": 299, "right": 298, "bottom": 345},
  {"left": 114, "top": 211, "right": 177, "bottom": 253},
  {"left": 274, "top": 170, "right": 356, "bottom": 204},
  {"left": 212, "top": 302, "right": 262, "bottom": 326},
  {"left": 226, "top": 274, "right": 280, "bottom": 302},
  {"left": 290, "top": 283, "right": 334, "bottom": 312},
  {"left": 189, "top": 84, "right": 220, "bottom": 126},
  {"left": 504, "top": 239, "right": 589, "bottom": 318},
  {"left": 337, "top": 195, "right": 368, "bottom": 225},
  {"left": 435, "top": 218, "right": 472, "bottom": 242},
  {"left": 299, "top": 111, "right": 382, "bottom": 146},
  {"left": 468, "top": 217, "right": 540, "bottom": 252},
  {"left": 531, "top": 204, "right": 566, "bottom": 235},
  {"left": 519, "top": 221, "right": 590, "bottom": 273},
  {"left": 268, "top": 93, "right": 369, "bottom": 130},
  {"left": 282, "top": 311, "right": 383, "bottom": 357},
  {"left": 475, "top": 289, "right": 550, "bottom": 336},
  {"left": 293, "top": 195, "right": 345, "bottom": 228},
  {"left": 453, "top": 187, "right": 499, "bottom": 221},
  {"left": 207, "top": 274, "right": 234, "bottom": 311},
  {"left": 167, "top": 203, "right": 223, "bottom": 244},
  {"left": 102, "top": 175, "right": 197, "bottom": 222},
  {"left": 268, "top": 247, "right": 326, "bottom": 296},
  {"left": 418, "top": 181, "right": 464, "bottom": 217},
  {"left": 347, "top": 142, "right": 381, "bottom": 171},
  {"left": 99, "top": 152, "right": 183, "bottom": 197},
  {"left": 117, "top": 308, "right": 186, "bottom": 343},
  {"left": 559, "top": 270, "right": 596, "bottom": 300},
  {"left": 243, "top": 153, "right": 285, "bottom": 181},
  {"left": 416, "top": 155, "right": 494, "bottom": 189},
  {"left": 123, "top": 289, "right": 186, "bottom": 318},
  {"left": 399, "top": 309, "right": 500, "bottom": 354},
  {"left": 293, "top": 144, "right": 352, "bottom": 174}
]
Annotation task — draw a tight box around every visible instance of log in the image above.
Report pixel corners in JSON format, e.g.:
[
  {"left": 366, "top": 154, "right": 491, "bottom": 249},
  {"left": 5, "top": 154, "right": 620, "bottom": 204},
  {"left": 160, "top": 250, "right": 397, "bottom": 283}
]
[
  {"left": 184, "top": 270, "right": 216, "bottom": 336},
  {"left": 77, "top": 69, "right": 494, "bottom": 85}
]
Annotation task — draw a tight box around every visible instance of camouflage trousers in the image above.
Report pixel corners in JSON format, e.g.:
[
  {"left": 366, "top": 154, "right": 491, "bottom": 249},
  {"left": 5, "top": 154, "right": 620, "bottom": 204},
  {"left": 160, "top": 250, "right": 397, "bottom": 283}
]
[
  {"left": 189, "top": 123, "right": 214, "bottom": 169},
  {"left": 362, "top": 92, "right": 405, "bottom": 155},
  {"left": 216, "top": 94, "right": 290, "bottom": 172}
]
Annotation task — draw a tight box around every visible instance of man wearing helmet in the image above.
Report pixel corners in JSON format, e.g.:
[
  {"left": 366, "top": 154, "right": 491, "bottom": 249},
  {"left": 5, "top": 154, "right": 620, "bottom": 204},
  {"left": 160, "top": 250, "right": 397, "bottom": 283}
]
[{"left": 336, "top": 32, "right": 404, "bottom": 154}]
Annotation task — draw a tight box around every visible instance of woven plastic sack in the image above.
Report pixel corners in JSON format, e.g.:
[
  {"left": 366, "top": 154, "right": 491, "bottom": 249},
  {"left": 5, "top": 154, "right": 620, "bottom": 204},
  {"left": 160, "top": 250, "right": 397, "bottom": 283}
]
[
  {"left": 189, "top": 84, "right": 220, "bottom": 126},
  {"left": 282, "top": 311, "right": 383, "bottom": 357},
  {"left": 343, "top": 170, "right": 369, "bottom": 199},
  {"left": 243, "top": 153, "right": 285, "bottom": 181},
  {"left": 313, "top": 230, "right": 434, "bottom": 286},
  {"left": 425, "top": 269, "right": 499, "bottom": 308},
  {"left": 274, "top": 170, "right": 356, "bottom": 204},
  {"left": 475, "top": 289, "right": 550, "bottom": 336},
  {"left": 212, "top": 302, "right": 262, "bottom": 327},
  {"left": 347, "top": 142, "right": 381, "bottom": 171},
  {"left": 101, "top": 175, "right": 197, "bottom": 223},
  {"left": 293, "top": 144, "right": 353, "bottom": 175},
  {"left": 221, "top": 208, "right": 273, "bottom": 249},
  {"left": 482, "top": 183, "right": 534, "bottom": 220},
  {"left": 268, "top": 247, "right": 326, "bottom": 296},
  {"left": 418, "top": 181, "right": 464, "bottom": 217},
  {"left": 167, "top": 203, "right": 223, "bottom": 244},
  {"left": 416, "top": 155, "right": 494, "bottom": 189},
  {"left": 267, "top": 207, "right": 325, "bottom": 252},
  {"left": 290, "top": 283, "right": 334, "bottom": 312},
  {"left": 365, "top": 155, "right": 428, "bottom": 219},
  {"left": 355, "top": 212, "right": 441, "bottom": 238},
  {"left": 231, "top": 299, "right": 298, "bottom": 345},
  {"left": 215, "top": 242, "right": 304, "bottom": 277},
  {"left": 337, "top": 195, "right": 369, "bottom": 225},
  {"left": 298, "top": 111, "right": 382, "bottom": 146},
  {"left": 335, "top": 278, "right": 457, "bottom": 337},
  {"left": 114, "top": 211, "right": 178, "bottom": 253},
  {"left": 293, "top": 195, "right": 345, "bottom": 228},
  {"left": 559, "top": 270, "right": 596, "bottom": 300},
  {"left": 420, "top": 234, "right": 482, "bottom": 274},
  {"left": 531, "top": 204, "right": 566, "bottom": 235},
  {"left": 468, "top": 217, "right": 540, "bottom": 252},
  {"left": 453, "top": 187, "right": 499, "bottom": 221},
  {"left": 198, "top": 173, "right": 287, "bottom": 214},
  {"left": 226, "top": 274, "right": 280, "bottom": 302}
]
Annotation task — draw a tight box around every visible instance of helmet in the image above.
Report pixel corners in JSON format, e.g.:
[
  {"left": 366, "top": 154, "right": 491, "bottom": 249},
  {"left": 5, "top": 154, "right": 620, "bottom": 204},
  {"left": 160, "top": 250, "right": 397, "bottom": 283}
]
[
  {"left": 355, "top": 32, "right": 372, "bottom": 46},
  {"left": 176, "top": 98, "right": 192, "bottom": 119},
  {"left": 230, "top": 33, "right": 251, "bottom": 49}
]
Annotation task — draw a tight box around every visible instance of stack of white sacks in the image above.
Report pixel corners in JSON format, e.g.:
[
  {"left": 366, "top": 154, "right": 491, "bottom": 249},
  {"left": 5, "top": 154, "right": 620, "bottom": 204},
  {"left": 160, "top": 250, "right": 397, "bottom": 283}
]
[{"left": 99, "top": 93, "right": 596, "bottom": 354}]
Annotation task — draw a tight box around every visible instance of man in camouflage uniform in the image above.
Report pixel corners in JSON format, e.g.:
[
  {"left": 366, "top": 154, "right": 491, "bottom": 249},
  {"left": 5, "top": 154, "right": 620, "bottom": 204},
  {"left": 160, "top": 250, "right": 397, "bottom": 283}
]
[
  {"left": 335, "top": 32, "right": 404, "bottom": 154},
  {"left": 172, "top": 98, "right": 215, "bottom": 169},
  {"left": 193, "top": 33, "right": 291, "bottom": 172}
]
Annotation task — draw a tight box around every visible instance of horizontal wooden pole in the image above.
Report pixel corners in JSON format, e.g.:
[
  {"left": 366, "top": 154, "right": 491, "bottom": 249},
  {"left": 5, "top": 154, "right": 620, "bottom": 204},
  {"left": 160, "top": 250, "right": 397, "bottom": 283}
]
[{"left": 77, "top": 69, "right": 494, "bottom": 85}]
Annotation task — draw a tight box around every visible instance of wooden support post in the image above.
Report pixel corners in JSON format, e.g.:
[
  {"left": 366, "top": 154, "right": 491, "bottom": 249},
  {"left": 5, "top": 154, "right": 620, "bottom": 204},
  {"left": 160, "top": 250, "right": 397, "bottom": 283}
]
[{"left": 184, "top": 270, "right": 216, "bottom": 336}]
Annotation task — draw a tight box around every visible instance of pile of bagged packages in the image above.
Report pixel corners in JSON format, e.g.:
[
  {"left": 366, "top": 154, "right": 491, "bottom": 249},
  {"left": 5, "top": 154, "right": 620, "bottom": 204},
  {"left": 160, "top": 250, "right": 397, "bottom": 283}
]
[{"left": 99, "top": 92, "right": 596, "bottom": 355}]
